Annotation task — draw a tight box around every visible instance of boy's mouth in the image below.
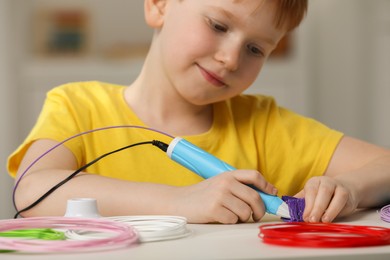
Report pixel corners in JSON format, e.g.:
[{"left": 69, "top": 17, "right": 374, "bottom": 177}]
[{"left": 196, "top": 64, "right": 226, "bottom": 87}]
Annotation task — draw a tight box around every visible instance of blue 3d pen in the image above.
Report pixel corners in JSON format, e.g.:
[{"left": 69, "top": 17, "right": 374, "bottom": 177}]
[{"left": 164, "top": 137, "right": 291, "bottom": 219}]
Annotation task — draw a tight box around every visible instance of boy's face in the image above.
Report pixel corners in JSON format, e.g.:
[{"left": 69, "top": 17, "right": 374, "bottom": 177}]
[{"left": 153, "top": 0, "right": 286, "bottom": 105}]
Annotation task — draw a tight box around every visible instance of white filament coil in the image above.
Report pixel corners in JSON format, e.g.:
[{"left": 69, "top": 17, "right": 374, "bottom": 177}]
[{"left": 65, "top": 215, "right": 191, "bottom": 242}]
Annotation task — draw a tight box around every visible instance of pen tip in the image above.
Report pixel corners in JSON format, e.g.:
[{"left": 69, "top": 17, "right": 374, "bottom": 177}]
[{"left": 276, "top": 202, "right": 291, "bottom": 219}]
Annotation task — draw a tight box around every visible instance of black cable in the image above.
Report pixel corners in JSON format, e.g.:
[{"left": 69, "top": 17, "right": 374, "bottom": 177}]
[{"left": 14, "top": 140, "right": 168, "bottom": 218}]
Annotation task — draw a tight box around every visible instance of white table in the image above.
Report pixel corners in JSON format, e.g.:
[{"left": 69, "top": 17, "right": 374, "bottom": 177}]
[{"left": 3, "top": 209, "right": 390, "bottom": 260}]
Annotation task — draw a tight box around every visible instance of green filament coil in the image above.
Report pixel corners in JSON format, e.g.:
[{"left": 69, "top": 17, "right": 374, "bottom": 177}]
[{"left": 0, "top": 228, "right": 66, "bottom": 253}]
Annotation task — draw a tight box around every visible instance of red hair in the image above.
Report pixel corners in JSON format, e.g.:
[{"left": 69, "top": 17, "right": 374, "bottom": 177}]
[{"left": 274, "top": 0, "right": 308, "bottom": 31}]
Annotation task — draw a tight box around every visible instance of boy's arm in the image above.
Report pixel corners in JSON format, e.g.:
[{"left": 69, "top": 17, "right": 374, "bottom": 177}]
[
  {"left": 14, "top": 139, "right": 275, "bottom": 223},
  {"left": 14, "top": 139, "right": 180, "bottom": 217},
  {"left": 300, "top": 136, "right": 390, "bottom": 222}
]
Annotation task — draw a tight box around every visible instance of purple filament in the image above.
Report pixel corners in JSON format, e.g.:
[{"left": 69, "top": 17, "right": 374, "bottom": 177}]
[
  {"left": 380, "top": 204, "right": 390, "bottom": 223},
  {"left": 281, "top": 196, "right": 305, "bottom": 222}
]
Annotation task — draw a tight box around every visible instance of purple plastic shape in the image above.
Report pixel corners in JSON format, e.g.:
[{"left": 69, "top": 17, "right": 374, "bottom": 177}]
[{"left": 281, "top": 196, "right": 305, "bottom": 222}]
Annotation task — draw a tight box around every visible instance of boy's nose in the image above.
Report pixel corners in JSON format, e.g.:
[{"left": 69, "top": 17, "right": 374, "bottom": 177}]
[{"left": 214, "top": 42, "right": 242, "bottom": 72}]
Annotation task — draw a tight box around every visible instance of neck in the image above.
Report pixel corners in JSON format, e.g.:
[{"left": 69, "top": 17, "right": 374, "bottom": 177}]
[{"left": 124, "top": 53, "right": 213, "bottom": 136}]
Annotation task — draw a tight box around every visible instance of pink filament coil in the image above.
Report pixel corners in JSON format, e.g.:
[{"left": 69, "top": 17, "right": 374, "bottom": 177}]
[{"left": 0, "top": 217, "right": 139, "bottom": 253}]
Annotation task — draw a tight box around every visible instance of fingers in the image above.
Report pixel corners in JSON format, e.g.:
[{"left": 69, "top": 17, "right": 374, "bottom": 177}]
[
  {"left": 184, "top": 169, "right": 276, "bottom": 224},
  {"left": 232, "top": 169, "right": 278, "bottom": 196},
  {"left": 293, "top": 190, "right": 304, "bottom": 198},
  {"left": 209, "top": 203, "right": 241, "bottom": 224},
  {"left": 198, "top": 171, "right": 356, "bottom": 224},
  {"left": 219, "top": 170, "right": 273, "bottom": 222},
  {"left": 302, "top": 176, "right": 350, "bottom": 223},
  {"left": 220, "top": 193, "right": 259, "bottom": 223},
  {"left": 320, "top": 186, "right": 349, "bottom": 222},
  {"left": 196, "top": 181, "right": 263, "bottom": 224},
  {"left": 227, "top": 182, "right": 266, "bottom": 222}
]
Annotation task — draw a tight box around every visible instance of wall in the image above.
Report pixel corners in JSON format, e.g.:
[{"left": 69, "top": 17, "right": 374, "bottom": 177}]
[
  {"left": 0, "top": 0, "right": 17, "bottom": 219},
  {"left": 13, "top": 0, "right": 152, "bottom": 60},
  {"left": 306, "top": 0, "right": 390, "bottom": 146},
  {"left": 368, "top": 0, "right": 390, "bottom": 146},
  {"left": 306, "top": 0, "right": 367, "bottom": 139}
]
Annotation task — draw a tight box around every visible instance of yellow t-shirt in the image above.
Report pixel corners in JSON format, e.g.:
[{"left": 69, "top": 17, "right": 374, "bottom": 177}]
[{"left": 7, "top": 81, "right": 343, "bottom": 196}]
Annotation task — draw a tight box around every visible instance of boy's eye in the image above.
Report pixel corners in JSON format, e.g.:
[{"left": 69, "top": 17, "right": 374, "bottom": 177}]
[
  {"left": 247, "top": 44, "right": 264, "bottom": 57},
  {"left": 208, "top": 18, "right": 228, "bottom": 33}
]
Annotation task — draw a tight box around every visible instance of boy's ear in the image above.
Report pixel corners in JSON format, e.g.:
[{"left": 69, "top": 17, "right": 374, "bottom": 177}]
[{"left": 144, "top": 0, "right": 167, "bottom": 28}]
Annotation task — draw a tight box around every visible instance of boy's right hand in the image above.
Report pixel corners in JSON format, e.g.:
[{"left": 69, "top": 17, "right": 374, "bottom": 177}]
[{"left": 171, "top": 170, "right": 277, "bottom": 224}]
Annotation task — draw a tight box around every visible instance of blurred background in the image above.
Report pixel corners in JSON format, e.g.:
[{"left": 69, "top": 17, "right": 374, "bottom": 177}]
[{"left": 1, "top": 0, "right": 389, "bottom": 219}]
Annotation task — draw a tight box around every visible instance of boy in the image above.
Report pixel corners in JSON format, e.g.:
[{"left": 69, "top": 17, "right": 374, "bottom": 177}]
[{"left": 8, "top": 0, "right": 390, "bottom": 224}]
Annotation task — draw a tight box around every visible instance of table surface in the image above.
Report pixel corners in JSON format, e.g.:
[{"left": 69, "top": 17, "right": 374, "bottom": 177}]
[{"left": 3, "top": 209, "right": 390, "bottom": 260}]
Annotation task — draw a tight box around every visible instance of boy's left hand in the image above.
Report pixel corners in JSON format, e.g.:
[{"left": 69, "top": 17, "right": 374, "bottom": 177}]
[{"left": 294, "top": 175, "right": 359, "bottom": 223}]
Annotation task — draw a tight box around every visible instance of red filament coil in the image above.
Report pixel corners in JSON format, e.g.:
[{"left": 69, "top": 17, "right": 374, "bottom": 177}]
[{"left": 259, "top": 222, "right": 390, "bottom": 248}]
